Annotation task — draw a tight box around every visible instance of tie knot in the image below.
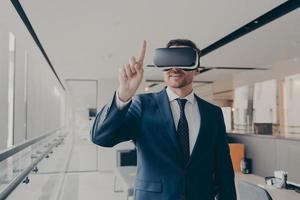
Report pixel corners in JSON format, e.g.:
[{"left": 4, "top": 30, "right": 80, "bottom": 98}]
[{"left": 176, "top": 98, "right": 187, "bottom": 110}]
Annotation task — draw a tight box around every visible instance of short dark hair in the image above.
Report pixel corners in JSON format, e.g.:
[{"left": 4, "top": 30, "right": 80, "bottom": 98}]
[{"left": 166, "top": 39, "right": 201, "bottom": 67}]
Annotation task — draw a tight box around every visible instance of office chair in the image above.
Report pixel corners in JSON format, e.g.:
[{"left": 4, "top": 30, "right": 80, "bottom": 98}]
[{"left": 238, "top": 180, "right": 273, "bottom": 200}]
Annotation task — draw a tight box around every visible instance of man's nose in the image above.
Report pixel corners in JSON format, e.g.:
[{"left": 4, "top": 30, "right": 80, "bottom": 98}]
[{"left": 170, "top": 68, "right": 183, "bottom": 73}]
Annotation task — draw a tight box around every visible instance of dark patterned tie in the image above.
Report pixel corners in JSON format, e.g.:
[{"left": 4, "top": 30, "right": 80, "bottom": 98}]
[{"left": 176, "top": 98, "right": 190, "bottom": 164}]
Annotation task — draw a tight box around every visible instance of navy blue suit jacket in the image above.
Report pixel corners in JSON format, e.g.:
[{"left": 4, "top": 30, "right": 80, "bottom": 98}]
[{"left": 91, "top": 89, "right": 236, "bottom": 200}]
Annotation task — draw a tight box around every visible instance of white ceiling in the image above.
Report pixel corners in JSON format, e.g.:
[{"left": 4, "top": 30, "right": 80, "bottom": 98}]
[
  {"left": 20, "top": 0, "right": 299, "bottom": 84},
  {"left": 201, "top": 7, "right": 300, "bottom": 68}
]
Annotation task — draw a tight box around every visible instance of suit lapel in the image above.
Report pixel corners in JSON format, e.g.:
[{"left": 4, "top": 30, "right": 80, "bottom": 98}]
[
  {"left": 154, "top": 90, "right": 211, "bottom": 167},
  {"left": 154, "top": 89, "right": 183, "bottom": 159},
  {"left": 186, "top": 95, "right": 208, "bottom": 167}
]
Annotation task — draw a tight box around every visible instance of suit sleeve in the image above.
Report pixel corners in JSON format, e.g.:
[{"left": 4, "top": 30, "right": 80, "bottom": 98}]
[
  {"left": 215, "top": 107, "right": 237, "bottom": 200},
  {"left": 90, "top": 92, "right": 142, "bottom": 147}
]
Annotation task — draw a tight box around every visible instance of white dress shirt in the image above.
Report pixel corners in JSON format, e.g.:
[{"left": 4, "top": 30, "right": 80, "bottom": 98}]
[
  {"left": 165, "top": 87, "right": 201, "bottom": 155},
  {"left": 116, "top": 87, "right": 201, "bottom": 155}
]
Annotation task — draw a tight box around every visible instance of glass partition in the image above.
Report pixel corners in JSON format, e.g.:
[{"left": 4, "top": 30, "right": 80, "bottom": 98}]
[
  {"left": 232, "top": 85, "right": 253, "bottom": 133},
  {"left": 253, "top": 79, "right": 279, "bottom": 135},
  {"left": 232, "top": 75, "right": 300, "bottom": 138},
  {"left": 285, "top": 74, "right": 300, "bottom": 137},
  {"left": 0, "top": 130, "right": 64, "bottom": 195}
]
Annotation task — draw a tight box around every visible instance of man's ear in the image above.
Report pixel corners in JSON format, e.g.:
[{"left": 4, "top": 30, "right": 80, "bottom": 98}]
[{"left": 194, "top": 68, "right": 200, "bottom": 75}]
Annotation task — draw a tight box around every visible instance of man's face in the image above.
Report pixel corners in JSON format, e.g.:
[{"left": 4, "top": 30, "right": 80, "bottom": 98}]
[
  {"left": 163, "top": 68, "right": 198, "bottom": 89},
  {"left": 163, "top": 45, "right": 199, "bottom": 89}
]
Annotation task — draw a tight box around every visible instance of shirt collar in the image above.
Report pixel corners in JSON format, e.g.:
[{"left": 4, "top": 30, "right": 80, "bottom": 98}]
[{"left": 166, "top": 87, "right": 195, "bottom": 105}]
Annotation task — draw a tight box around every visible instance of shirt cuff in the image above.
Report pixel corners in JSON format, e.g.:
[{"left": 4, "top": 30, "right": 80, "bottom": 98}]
[{"left": 115, "top": 91, "right": 131, "bottom": 109}]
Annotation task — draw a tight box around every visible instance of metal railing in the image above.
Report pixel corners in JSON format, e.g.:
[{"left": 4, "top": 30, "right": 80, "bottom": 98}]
[
  {"left": 0, "top": 128, "right": 61, "bottom": 162},
  {"left": 0, "top": 128, "right": 67, "bottom": 200}
]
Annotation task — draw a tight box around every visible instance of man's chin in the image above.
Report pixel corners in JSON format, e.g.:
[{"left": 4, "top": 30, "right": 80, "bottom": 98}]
[{"left": 167, "top": 81, "right": 186, "bottom": 88}]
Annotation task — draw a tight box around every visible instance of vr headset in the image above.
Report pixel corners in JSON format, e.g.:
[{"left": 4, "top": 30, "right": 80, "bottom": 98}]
[{"left": 153, "top": 47, "right": 199, "bottom": 71}]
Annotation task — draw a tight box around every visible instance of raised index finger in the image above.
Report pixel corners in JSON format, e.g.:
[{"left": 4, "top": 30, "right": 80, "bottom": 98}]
[{"left": 137, "top": 40, "right": 147, "bottom": 63}]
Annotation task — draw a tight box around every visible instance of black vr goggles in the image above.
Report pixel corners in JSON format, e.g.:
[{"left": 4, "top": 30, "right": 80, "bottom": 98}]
[{"left": 153, "top": 47, "right": 199, "bottom": 71}]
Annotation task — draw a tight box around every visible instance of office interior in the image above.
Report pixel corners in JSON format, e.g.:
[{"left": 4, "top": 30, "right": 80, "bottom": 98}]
[{"left": 0, "top": 0, "right": 300, "bottom": 199}]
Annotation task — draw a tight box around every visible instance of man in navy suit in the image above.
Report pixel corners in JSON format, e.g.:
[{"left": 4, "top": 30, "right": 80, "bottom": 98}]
[{"left": 91, "top": 39, "right": 236, "bottom": 200}]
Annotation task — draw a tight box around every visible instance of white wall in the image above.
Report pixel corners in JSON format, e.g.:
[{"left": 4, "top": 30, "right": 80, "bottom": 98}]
[
  {"left": 194, "top": 83, "right": 214, "bottom": 102},
  {"left": 233, "top": 58, "right": 300, "bottom": 87},
  {"left": 95, "top": 78, "right": 134, "bottom": 171},
  {"left": 0, "top": 32, "right": 9, "bottom": 150},
  {"left": 26, "top": 55, "right": 65, "bottom": 139},
  {"left": 221, "top": 107, "right": 232, "bottom": 131}
]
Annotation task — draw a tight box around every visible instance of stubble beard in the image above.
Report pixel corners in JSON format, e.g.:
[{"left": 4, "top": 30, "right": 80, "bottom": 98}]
[{"left": 168, "top": 77, "right": 192, "bottom": 89}]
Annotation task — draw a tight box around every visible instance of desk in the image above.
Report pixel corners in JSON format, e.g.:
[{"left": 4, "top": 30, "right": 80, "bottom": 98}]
[
  {"left": 235, "top": 172, "right": 300, "bottom": 200},
  {"left": 113, "top": 167, "right": 300, "bottom": 200}
]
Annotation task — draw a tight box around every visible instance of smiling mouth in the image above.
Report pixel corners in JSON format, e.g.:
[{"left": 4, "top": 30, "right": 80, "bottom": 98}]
[
  {"left": 170, "top": 75, "right": 183, "bottom": 78},
  {"left": 170, "top": 72, "right": 184, "bottom": 76}
]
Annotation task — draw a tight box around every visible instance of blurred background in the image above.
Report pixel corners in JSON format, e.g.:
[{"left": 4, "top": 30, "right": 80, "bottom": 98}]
[{"left": 1, "top": 0, "right": 300, "bottom": 199}]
